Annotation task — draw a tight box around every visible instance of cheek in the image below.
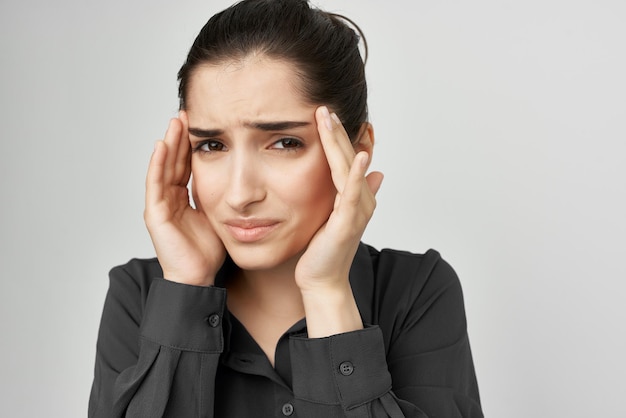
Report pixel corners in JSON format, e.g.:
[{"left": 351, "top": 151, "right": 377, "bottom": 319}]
[
  {"left": 280, "top": 155, "right": 335, "bottom": 213},
  {"left": 190, "top": 164, "right": 223, "bottom": 210}
]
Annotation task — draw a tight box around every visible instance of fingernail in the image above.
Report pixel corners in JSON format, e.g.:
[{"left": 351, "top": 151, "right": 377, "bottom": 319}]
[
  {"left": 331, "top": 113, "right": 341, "bottom": 125},
  {"left": 322, "top": 107, "right": 333, "bottom": 131}
]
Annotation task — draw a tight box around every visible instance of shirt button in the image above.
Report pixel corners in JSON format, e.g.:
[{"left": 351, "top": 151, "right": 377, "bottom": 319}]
[
  {"left": 281, "top": 402, "right": 294, "bottom": 416},
  {"left": 339, "top": 361, "right": 354, "bottom": 376},
  {"left": 205, "top": 314, "right": 220, "bottom": 328}
]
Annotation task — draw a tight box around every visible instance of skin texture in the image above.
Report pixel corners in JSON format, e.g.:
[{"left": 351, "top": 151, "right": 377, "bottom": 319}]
[{"left": 144, "top": 55, "right": 383, "bottom": 364}]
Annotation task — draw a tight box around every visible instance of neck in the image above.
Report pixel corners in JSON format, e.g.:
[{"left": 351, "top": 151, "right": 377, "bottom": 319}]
[
  {"left": 226, "top": 255, "right": 306, "bottom": 366},
  {"left": 228, "top": 256, "right": 305, "bottom": 320}
]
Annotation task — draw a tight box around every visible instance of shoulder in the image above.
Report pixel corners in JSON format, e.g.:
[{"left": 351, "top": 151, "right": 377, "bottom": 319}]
[
  {"left": 357, "top": 243, "right": 468, "bottom": 346},
  {"left": 109, "top": 257, "right": 162, "bottom": 281},
  {"left": 364, "top": 244, "right": 461, "bottom": 296},
  {"left": 106, "top": 257, "right": 163, "bottom": 309}
]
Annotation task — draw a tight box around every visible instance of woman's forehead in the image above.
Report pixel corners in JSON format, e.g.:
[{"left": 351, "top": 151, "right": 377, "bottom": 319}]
[{"left": 186, "top": 58, "right": 316, "bottom": 126}]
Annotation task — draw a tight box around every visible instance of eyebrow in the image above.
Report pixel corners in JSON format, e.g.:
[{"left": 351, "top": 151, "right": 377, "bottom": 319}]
[{"left": 188, "top": 121, "right": 310, "bottom": 137}]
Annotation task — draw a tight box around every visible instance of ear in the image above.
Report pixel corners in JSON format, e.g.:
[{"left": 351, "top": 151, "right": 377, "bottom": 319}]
[{"left": 353, "top": 122, "right": 375, "bottom": 156}]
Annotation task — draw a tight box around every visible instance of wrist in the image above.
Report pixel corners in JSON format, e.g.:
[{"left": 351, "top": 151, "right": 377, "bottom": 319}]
[
  {"left": 301, "top": 284, "right": 363, "bottom": 338},
  {"left": 162, "top": 270, "right": 215, "bottom": 287}
]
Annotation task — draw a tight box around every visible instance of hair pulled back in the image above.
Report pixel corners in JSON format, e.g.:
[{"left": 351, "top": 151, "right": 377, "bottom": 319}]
[{"left": 177, "top": 0, "right": 368, "bottom": 141}]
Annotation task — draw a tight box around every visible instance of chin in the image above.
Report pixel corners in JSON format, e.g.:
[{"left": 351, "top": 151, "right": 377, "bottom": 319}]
[{"left": 226, "top": 244, "right": 302, "bottom": 272}]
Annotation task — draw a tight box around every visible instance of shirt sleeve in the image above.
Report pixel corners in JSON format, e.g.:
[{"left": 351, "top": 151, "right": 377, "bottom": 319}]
[
  {"left": 287, "top": 250, "right": 483, "bottom": 417},
  {"left": 290, "top": 326, "right": 417, "bottom": 417},
  {"left": 88, "top": 261, "right": 227, "bottom": 418}
]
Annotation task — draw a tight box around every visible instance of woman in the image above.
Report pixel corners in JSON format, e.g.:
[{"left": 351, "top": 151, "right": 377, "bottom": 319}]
[{"left": 89, "top": 0, "right": 483, "bottom": 416}]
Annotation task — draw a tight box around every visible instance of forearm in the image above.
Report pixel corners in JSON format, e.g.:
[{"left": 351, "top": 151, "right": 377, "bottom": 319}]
[{"left": 90, "top": 264, "right": 226, "bottom": 418}]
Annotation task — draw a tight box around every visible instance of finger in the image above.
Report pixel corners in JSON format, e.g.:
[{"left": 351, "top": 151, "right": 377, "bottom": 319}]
[
  {"left": 163, "top": 118, "right": 183, "bottom": 185},
  {"left": 316, "top": 106, "right": 354, "bottom": 192},
  {"left": 342, "top": 153, "right": 383, "bottom": 214},
  {"left": 365, "top": 171, "right": 384, "bottom": 196},
  {"left": 176, "top": 111, "right": 192, "bottom": 184},
  {"left": 146, "top": 140, "right": 167, "bottom": 208},
  {"left": 340, "top": 151, "right": 370, "bottom": 207},
  {"left": 330, "top": 112, "right": 357, "bottom": 163}
]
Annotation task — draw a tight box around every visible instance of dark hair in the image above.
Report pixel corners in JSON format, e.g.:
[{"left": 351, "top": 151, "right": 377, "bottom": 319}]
[{"left": 177, "top": 0, "right": 368, "bottom": 142}]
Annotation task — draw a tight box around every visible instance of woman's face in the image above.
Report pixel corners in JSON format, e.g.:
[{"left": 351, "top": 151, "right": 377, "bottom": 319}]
[{"left": 186, "top": 57, "right": 336, "bottom": 271}]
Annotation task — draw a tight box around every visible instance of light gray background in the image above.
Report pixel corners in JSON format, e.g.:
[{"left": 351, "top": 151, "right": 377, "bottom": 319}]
[{"left": 1, "top": 0, "right": 625, "bottom": 416}]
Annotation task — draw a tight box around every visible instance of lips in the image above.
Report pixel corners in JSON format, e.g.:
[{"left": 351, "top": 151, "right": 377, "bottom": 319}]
[{"left": 223, "top": 218, "right": 280, "bottom": 243}]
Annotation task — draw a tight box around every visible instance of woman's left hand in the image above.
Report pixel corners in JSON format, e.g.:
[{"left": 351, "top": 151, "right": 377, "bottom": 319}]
[{"left": 295, "top": 106, "right": 383, "bottom": 335}]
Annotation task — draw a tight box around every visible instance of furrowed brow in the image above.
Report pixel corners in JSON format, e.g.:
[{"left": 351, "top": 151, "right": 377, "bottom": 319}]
[
  {"left": 188, "top": 127, "right": 224, "bottom": 138},
  {"left": 245, "top": 121, "right": 311, "bottom": 131},
  {"left": 188, "top": 121, "right": 310, "bottom": 137}
]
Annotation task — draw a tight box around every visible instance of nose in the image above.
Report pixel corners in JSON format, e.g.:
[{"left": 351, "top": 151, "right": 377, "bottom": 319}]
[{"left": 224, "top": 149, "right": 266, "bottom": 212}]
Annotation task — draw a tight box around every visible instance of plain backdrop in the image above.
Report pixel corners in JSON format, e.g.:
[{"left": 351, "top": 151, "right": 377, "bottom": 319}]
[{"left": 1, "top": 0, "right": 625, "bottom": 417}]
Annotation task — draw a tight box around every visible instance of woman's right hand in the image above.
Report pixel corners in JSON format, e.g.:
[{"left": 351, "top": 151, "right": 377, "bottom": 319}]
[{"left": 144, "top": 112, "right": 226, "bottom": 286}]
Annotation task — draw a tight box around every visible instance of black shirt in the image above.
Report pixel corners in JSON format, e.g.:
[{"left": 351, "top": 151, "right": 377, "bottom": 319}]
[{"left": 89, "top": 243, "right": 483, "bottom": 417}]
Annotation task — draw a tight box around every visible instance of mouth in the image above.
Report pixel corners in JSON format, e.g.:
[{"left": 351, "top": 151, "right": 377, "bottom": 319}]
[{"left": 223, "top": 219, "right": 280, "bottom": 243}]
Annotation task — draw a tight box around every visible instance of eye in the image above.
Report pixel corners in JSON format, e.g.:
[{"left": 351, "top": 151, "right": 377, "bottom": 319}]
[
  {"left": 193, "top": 140, "right": 226, "bottom": 153},
  {"left": 271, "top": 137, "right": 303, "bottom": 150}
]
